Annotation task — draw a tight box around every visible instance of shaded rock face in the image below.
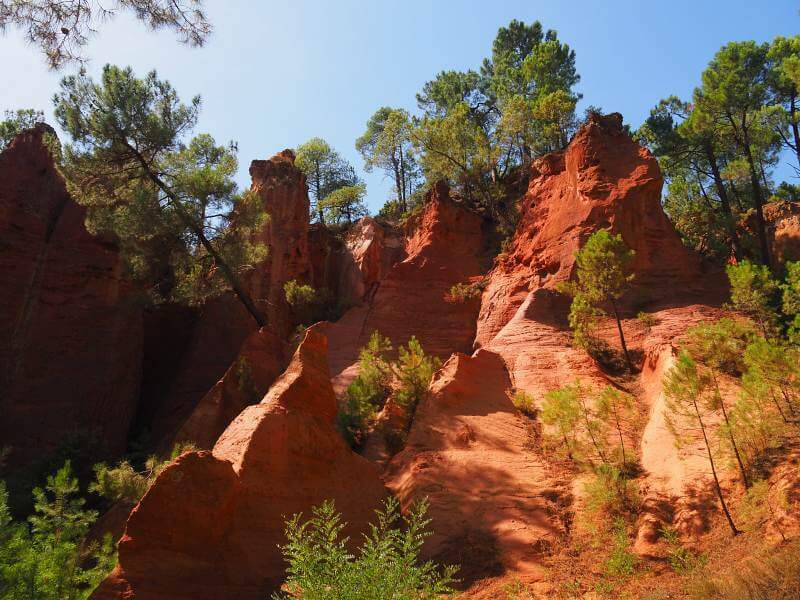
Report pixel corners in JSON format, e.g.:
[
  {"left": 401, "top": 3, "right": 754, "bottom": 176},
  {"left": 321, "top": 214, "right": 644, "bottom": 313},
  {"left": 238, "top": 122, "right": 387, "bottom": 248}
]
[
  {"left": 145, "top": 150, "right": 312, "bottom": 447},
  {"left": 385, "top": 350, "right": 567, "bottom": 586},
  {"left": 0, "top": 127, "right": 143, "bottom": 468},
  {"left": 93, "top": 326, "right": 387, "bottom": 600},
  {"left": 174, "top": 326, "right": 288, "bottom": 449},
  {"left": 327, "top": 183, "right": 487, "bottom": 390},
  {"left": 477, "top": 112, "right": 709, "bottom": 347},
  {"left": 308, "top": 217, "right": 405, "bottom": 309}
]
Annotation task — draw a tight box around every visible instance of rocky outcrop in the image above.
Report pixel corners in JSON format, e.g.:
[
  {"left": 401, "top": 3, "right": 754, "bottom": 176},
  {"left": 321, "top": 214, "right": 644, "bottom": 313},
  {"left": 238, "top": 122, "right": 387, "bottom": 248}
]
[
  {"left": 173, "top": 327, "right": 288, "bottom": 449},
  {"left": 93, "top": 326, "right": 387, "bottom": 599},
  {"left": 763, "top": 200, "right": 800, "bottom": 265},
  {"left": 477, "top": 112, "right": 711, "bottom": 347},
  {"left": 0, "top": 126, "right": 142, "bottom": 468},
  {"left": 327, "top": 183, "right": 487, "bottom": 391},
  {"left": 146, "top": 150, "right": 312, "bottom": 447},
  {"left": 385, "top": 350, "right": 567, "bottom": 586}
]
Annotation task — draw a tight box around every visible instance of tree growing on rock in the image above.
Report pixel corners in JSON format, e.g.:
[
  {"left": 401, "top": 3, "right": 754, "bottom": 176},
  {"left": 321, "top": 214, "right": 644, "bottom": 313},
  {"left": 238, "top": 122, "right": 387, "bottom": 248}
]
[
  {"left": 559, "top": 230, "right": 636, "bottom": 372},
  {"left": 295, "top": 137, "right": 361, "bottom": 225},
  {"left": 685, "top": 319, "right": 757, "bottom": 488},
  {"left": 725, "top": 260, "right": 779, "bottom": 337},
  {"left": 664, "top": 351, "right": 740, "bottom": 536},
  {"left": 356, "top": 107, "right": 420, "bottom": 215},
  {"left": 0, "top": 108, "right": 45, "bottom": 150},
  {"left": 319, "top": 182, "right": 368, "bottom": 225},
  {"left": 53, "top": 64, "right": 268, "bottom": 326}
]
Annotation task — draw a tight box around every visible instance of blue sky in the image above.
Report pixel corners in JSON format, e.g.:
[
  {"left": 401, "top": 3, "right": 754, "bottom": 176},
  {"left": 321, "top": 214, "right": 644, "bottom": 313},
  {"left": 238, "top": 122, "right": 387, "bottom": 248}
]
[{"left": 1, "top": 0, "right": 798, "bottom": 212}]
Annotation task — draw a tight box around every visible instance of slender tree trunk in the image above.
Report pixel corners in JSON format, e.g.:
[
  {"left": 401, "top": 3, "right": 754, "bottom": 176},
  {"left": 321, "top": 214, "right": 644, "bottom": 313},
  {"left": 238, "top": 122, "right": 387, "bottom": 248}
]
[
  {"left": 578, "top": 394, "right": 608, "bottom": 465},
  {"left": 130, "top": 147, "right": 267, "bottom": 327},
  {"left": 743, "top": 140, "right": 772, "bottom": 268},
  {"left": 610, "top": 298, "right": 633, "bottom": 372},
  {"left": 791, "top": 95, "right": 800, "bottom": 171},
  {"left": 704, "top": 142, "right": 741, "bottom": 259},
  {"left": 711, "top": 370, "right": 750, "bottom": 488},
  {"left": 613, "top": 403, "right": 627, "bottom": 471},
  {"left": 693, "top": 397, "right": 740, "bottom": 536}
]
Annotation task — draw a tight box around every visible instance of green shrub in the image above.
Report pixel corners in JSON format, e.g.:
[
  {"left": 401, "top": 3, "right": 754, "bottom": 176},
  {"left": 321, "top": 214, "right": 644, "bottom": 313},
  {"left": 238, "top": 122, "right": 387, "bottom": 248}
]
[
  {"left": 394, "top": 337, "right": 441, "bottom": 408},
  {"left": 283, "top": 279, "right": 334, "bottom": 326},
  {"left": 603, "top": 519, "right": 637, "bottom": 577},
  {"left": 275, "top": 497, "right": 457, "bottom": 599},
  {"left": 447, "top": 281, "right": 483, "bottom": 303},
  {"left": 583, "top": 464, "right": 641, "bottom": 518},
  {"left": 510, "top": 390, "right": 536, "bottom": 417},
  {"left": 661, "top": 526, "right": 706, "bottom": 575},
  {"left": 0, "top": 462, "right": 116, "bottom": 599},
  {"left": 90, "top": 441, "right": 197, "bottom": 504},
  {"left": 637, "top": 311, "right": 657, "bottom": 331},
  {"left": 337, "top": 332, "right": 393, "bottom": 447}
]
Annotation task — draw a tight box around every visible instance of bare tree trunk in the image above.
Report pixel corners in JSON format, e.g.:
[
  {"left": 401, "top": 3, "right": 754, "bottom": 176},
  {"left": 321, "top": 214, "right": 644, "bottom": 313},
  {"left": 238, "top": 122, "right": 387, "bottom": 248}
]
[
  {"left": 130, "top": 148, "right": 267, "bottom": 328},
  {"left": 711, "top": 370, "right": 750, "bottom": 488},
  {"left": 610, "top": 298, "right": 633, "bottom": 372},
  {"left": 704, "top": 142, "right": 741, "bottom": 259},
  {"left": 693, "top": 396, "right": 740, "bottom": 536}
]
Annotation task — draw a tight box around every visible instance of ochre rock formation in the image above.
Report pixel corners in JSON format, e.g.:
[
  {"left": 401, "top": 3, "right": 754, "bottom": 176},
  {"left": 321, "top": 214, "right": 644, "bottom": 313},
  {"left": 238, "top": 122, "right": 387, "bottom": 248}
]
[
  {"left": 385, "top": 350, "right": 567, "bottom": 587},
  {"left": 93, "top": 326, "right": 387, "bottom": 599},
  {"left": 308, "top": 217, "right": 404, "bottom": 309},
  {"left": 763, "top": 200, "right": 800, "bottom": 265},
  {"left": 146, "top": 150, "right": 312, "bottom": 446},
  {"left": 327, "top": 183, "right": 487, "bottom": 392},
  {"left": 0, "top": 126, "right": 142, "bottom": 468},
  {"left": 477, "top": 112, "right": 710, "bottom": 347},
  {"left": 173, "top": 326, "right": 288, "bottom": 449}
]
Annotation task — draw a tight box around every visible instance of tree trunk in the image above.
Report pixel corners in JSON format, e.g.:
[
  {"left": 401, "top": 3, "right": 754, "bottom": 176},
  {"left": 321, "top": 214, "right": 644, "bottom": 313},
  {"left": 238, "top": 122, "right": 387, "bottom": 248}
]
[
  {"left": 610, "top": 298, "right": 633, "bottom": 372},
  {"left": 743, "top": 142, "right": 772, "bottom": 268},
  {"left": 704, "top": 142, "right": 741, "bottom": 259},
  {"left": 791, "top": 95, "right": 800, "bottom": 171},
  {"left": 131, "top": 148, "right": 267, "bottom": 328},
  {"left": 711, "top": 370, "right": 750, "bottom": 488},
  {"left": 613, "top": 403, "right": 627, "bottom": 471},
  {"left": 693, "top": 397, "right": 740, "bottom": 536}
]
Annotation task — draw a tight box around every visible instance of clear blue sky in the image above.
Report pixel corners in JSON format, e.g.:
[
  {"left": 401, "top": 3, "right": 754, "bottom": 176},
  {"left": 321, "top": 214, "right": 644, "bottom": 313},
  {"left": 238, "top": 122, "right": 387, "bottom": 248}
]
[{"left": 1, "top": 0, "right": 798, "bottom": 212}]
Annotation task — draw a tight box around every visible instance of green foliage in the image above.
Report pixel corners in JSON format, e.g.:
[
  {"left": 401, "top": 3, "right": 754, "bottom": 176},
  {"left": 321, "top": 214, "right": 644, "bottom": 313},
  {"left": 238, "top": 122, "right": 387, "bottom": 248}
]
[
  {"left": 357, "top": 107, "right": 420, "bottom": 214},
  {"left": 0, "top": 463, "right": 116, "bottom": 599},
  {"left": 636, "top": 311, "right": 657, "bottom": 331},
  {"left": 319, "top": 183, "right": 368, "bottom": 225},
  {"left": 602, "top": 519, "right": 637, "bottom": 577},
  {"left": 295, "top": 137, "right": 362, "bottom": 224},
  {"left": 406, "top": 19, "right": 580, "bottom": 225},
  {"left": 0, "top": 0, "right": 211, "bottom": 68},
  {"left": 394, "top": 337, "right": 441, "bottom": 409},
  {"left": 53, "top": 65, "right": 267, "bottom": 316},
  {"left": 685, "top": 318, "right": 757, "bottom": 376},
  {"left": 726, "top": 261, "right": 780, "bottom": 334},
  {"left": 283, "top": 280, "right": 335, "bottom": 326},
  {"left": 583, "top": 464, "right": 641, "bottom": 519},
  {"left": 0, "top": 108, "right": 45, "bottom": 150},
  {"left": 89, "top": 441, "right": 197, "bottom": 505},
  {"left": 337, "top": 332, "right": 393, "bottom": 447},
  {"left": 560, "top": 230, "right": 635, "bottom": 369},
  {"left": 447, "top": 281, "right": 483, "bottom": 303},
  {"left": 781, "top": 261, "right": 800, "bottom": 343},
  {"left": 660, "top": 526, "right": 706, "bottom": 575},
  {"left": 511, "top": 390, "right": 536, "bottom": 417},
  {"left": 274, "top": 497, "right": 457, "bottom": 599},
  {"left": 235, "top": 357, "right": 262, "bottom": 406}
]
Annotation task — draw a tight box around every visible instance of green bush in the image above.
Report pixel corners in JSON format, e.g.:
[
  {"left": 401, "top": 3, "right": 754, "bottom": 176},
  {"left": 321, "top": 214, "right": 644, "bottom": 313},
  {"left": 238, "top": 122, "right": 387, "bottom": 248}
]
[
  {"left": 90, "top": 441, "right": 197, "bottom": 504},
  {"left": 0, "top": 462, "right": 115, "bottom": 599},
  {"left": 395, "top": 337, "right": 441, "bottom": 408},
  {"left": 337, "top": 332, "right": 393, "bottom": 447},
  {"left": 274, "top": 497, "right": 457, "bottom": 599},
  {"left": 511, "top": 390, "right": 536, "bottom": 417},
  {"left": 283, "top": 279, "right": 335, "bottom": 326},
  {"left": 447, "top": 281, "right": 483, "bottom": 303},
  {"left": 603, "top": 519, "right": 637, "bottom": 577},
  {"left": 661, "top": 526, "right": 706, "bottom": 575}
]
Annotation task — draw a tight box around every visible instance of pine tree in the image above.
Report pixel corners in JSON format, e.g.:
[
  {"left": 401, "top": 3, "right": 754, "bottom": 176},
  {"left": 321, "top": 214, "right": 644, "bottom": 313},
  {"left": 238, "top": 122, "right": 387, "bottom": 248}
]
[
  {"left": 725, "top": 261, "right": 779, "bottom": 337},
  {"left": 54, "top": 65, "right": 268, "bottom": 325},
  {"left": 560, "top": 230, "right": 636, "bottom": 371},
  {"left": 685, "top": 319, "right": 756, "bottom": 488},
  {"left": 664, "top": 351, "right": 740, "bottom": 536}
]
